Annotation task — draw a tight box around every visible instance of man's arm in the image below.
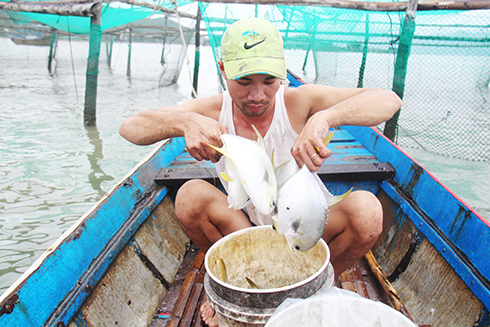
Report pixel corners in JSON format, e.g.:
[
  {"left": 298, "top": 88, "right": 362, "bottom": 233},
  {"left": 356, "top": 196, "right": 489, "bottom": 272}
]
[
  {"left": 119, "top": 94, "right": 228, "bottom": 162},
  {"left": 286, "top": 85, "right": 402, "bottom": 170}
]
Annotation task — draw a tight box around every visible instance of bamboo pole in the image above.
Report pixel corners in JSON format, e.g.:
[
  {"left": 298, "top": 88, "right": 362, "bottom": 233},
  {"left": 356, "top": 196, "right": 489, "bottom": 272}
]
[
  {"left": 192, "top": 6, "right": 202, "bottom": 98},
  {"left": 0, "top": 1, "right": 98, "bottom": 16},
  {"left": 3, "top": 0, "right": 490, "bottom": 13},
  {"left": 161, "top": 16, "right": 168, "bottom": 65},
  {"left": 106, "top": 36, "right": 114, "bottom": 69},
  {"left": 116, "top": 0, "right": 197, "bottom": 18},
  {"left": 357, "top": 13, "right": 369, "bottom": 88},
  {"left": 47, "top": 32, "right": 57, "bottom": 74},
  {"left": 195, "top": 0, "right": 490, "bottom": 11},
  {"left": 384, "top": 0, "right": 418, "bottom": 140},
  {"left": 127, "top": 28, "right": 132, "bottom": 77},
  {"left": 83, "top": 3, "right": 102, "bottom": 126},
  {"left": 364, "top": 251, "right": 414, "bottom": 321}
]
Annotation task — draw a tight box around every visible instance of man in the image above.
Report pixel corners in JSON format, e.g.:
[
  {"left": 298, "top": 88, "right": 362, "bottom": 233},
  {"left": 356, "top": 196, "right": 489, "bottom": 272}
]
[{"left": 120, "top": 17, "right": 402, "bottom": 326}]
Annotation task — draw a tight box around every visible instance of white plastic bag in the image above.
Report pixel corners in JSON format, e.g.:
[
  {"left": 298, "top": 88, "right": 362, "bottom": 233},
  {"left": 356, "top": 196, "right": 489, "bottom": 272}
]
[{"left": 265, "top": 286, "right": 417, "bottom": 327}]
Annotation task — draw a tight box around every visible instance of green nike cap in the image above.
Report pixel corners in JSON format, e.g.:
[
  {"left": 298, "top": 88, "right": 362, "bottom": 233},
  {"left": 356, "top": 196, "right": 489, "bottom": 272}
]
[{"left": 221, "top": 18, "right": 286, "bottom": 80}]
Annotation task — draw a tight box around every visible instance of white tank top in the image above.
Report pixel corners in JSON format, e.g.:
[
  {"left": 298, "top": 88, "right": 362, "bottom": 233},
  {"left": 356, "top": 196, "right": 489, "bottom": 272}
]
[{"left": 215, "top": 85, "right": 298, "bottom": 225}]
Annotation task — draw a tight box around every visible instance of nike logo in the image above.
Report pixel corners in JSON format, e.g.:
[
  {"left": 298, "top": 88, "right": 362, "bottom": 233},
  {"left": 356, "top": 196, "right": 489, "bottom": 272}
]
[{"left": 244, "top": 38, "right": 266, "bottom": 50}]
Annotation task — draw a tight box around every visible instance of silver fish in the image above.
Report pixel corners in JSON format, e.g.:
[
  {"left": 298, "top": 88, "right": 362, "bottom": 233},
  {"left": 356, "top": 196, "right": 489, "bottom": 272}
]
[
  {"left": 271, "top": 132, "right": 352, "bottom": 252},
  {"left": 209, "top": 126, "right": 277, "bottom": 215}
]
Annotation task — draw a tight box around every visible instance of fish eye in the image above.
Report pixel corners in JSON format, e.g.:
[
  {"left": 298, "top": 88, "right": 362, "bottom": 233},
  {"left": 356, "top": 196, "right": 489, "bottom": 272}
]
[
  {"left": 294, "top": 245, "right": 301, "bottom": 251},
  {"left": 286, "top": 207, "right": 290, "bottom": 211}
]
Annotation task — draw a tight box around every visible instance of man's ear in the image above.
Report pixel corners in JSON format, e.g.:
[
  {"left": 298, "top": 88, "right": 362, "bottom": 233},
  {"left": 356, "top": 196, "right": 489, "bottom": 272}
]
[{"left": 218, "top": 60, "right": 227, "bottom": 79}]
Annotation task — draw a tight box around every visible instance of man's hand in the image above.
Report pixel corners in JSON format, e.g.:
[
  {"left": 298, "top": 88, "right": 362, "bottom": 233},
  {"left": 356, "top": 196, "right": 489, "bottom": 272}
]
[
  {"left": 290, "top": 113, "right": 332, "bottom": 171},
  {"left": 183, "top": 114, "right": 229, "bottom": 163}
]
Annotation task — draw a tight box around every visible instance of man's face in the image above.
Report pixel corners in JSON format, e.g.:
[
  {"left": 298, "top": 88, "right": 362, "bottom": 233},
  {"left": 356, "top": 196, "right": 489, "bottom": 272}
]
[{"left": 227, "top": 74, "right": 281, "bottom": 117}]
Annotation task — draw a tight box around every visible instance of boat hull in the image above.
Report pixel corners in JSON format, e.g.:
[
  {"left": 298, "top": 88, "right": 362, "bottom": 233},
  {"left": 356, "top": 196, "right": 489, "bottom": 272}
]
[{"left": 1, "top": 128, "right": 489, "bottom": 326}]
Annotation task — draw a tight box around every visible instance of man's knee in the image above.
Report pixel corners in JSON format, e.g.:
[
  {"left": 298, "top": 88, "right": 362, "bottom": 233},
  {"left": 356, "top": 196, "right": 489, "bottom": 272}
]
[
  {"left": 343, "top": 191, "right": 383, "bottom": 244},
  {"left": 175, "top": 179, "right": 213, "bottom": 226}
]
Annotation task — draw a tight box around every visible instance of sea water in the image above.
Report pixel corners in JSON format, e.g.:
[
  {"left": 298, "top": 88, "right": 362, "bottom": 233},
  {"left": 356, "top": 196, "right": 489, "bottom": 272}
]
[
  {"left": 0, "top": 37, "right": 221, "bottom": 294},
  {"left": 1, "top": 37, "right": 489, "bottom": 295}
]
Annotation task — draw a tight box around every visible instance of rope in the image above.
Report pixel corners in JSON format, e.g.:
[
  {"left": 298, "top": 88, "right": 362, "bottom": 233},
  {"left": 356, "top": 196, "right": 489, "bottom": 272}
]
[
  {"left": 67, "top": 16, "right": 79, "bottom": 99},
  {"left": 171, "top": 0, "right": 198, "bottom": 98}
]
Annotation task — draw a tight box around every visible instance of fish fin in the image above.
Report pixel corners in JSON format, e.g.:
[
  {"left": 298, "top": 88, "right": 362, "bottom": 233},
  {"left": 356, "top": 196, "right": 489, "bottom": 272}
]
[
  {"left": 220, "top": 172, "right": 233, "bottom": 182},
  {"left": 252, "top": 125, "right": 267, "bottom": 152},
  {"left": 271, "top": 211, "right": 285, "bottom": 235},
  {"left": 312, "top": 170, "right": 334, "bottom": 198},
  {"left": 208, "top": 143, "right": 230, "bottom": 157},
  {"left": 275, "top": 159, "right": 299, "bottom": 189},
  {"left": 316, "top": 131, "right": 334, "bottom": 152},
  {"left": 291, "top": 218, "right": 301, "bottom": 232},
  {"left": 323, "top": 131, "right": 334, "bottom": 146},
  {"left": 245, "top": 277, "right": 259, "bottom": 289},
  {"left": 327, "top": 187, "right": 353, "bottom": 208}
]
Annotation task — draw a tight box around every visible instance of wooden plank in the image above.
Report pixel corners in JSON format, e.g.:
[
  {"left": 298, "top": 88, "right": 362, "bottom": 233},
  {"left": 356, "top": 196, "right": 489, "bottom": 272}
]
[
  {"left": 356, "top": 257, "right": 391, "bottom": 305},
  {"left": 155, "top": 161, "right": 394, "bottom": 187},
  {"left": 151, "top": 247, "right": 205, "bottom": 327},
  {"left": 351, "top": 261, "right": 370, "bottom": 299},
  {"left": 151, "top": 246, "right": 199, "bottom": 325},
  {"left": 180, "top": 284, "right": 204, "bottom": 327},
  {"left": 154, "top": 129, "right": 394, "bottom": 187},
  {"left": 392, "top": 239, "right": 485, "bottom": 326},
  {"left": 131, "top": 196, "right": 189, "bottom": 288},
  {"left": 70, "top": 195, "right": 192, "bottom": 327},
  {"left": 192, "top": 290, "right": 207, "bottom": 327},
  {"left": 318, "top": 162, "right": 394, "bottom": 181},
  {"left": 71, "top": 244, "right": 166, "bottom": 327}
]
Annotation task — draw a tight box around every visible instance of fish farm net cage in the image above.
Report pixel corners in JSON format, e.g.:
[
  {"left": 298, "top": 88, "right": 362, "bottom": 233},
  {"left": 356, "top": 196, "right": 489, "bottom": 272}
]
[
  {"left": 200, "top": 2, "right": 490, "bottom": 162},
  {"left": 1, "top": 0, "right": 489, "bottom": 161},
  {"left": 0, "top": 0, "right": 195, "bottom": 87}
]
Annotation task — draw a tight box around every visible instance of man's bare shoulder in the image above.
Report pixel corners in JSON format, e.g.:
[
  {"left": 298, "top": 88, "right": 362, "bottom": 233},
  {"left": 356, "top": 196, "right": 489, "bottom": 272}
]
[
  {"left": 285, "top": 84, "right": 348, "bottom": 98},
  {"left": 285, "top": 84, "right": 365, "bottom": 111},
  {"left": 175, "top": 93, "right": 223, "bottom": 120}
]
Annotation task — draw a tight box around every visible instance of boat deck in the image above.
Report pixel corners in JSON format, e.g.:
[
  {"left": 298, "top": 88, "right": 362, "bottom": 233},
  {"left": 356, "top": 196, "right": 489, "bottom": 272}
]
[{"left": 149, "top": 244, "right": 418, "bottom": 327}]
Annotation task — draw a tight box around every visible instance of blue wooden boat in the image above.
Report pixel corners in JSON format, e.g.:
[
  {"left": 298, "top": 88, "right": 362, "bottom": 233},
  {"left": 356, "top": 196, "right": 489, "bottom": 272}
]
[{"left": 0, "top": 74, "right": 488, "bottom": 326}]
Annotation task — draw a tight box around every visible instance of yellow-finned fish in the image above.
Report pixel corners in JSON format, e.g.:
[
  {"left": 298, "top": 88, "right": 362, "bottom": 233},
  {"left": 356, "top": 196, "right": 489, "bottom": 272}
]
[
  {"left": 271, "top": 132, "right": 352, "bottom": 252},
  {"left": 209, "top": 126, "right": 277, "bottom": 215}
]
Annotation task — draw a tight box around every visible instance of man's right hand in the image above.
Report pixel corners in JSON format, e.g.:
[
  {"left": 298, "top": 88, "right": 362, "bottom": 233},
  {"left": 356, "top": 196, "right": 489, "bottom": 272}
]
[{"left": 183, "top": 114, "right": 229, "bottom": 163}]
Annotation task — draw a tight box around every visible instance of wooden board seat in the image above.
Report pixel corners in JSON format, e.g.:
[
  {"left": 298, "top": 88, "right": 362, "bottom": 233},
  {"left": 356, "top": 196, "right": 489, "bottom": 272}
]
[{"left": 154, "top": 128, "right": 395, "bottom": 187}]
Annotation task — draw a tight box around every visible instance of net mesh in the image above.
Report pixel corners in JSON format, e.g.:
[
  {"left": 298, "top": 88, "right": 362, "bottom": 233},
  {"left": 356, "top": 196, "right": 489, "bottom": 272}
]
[
  {"left": 200, "top": 3, "right": 490, "bottom": 162},
  {"left": 0, "top": 0, "right": 195, "bottom": 87}
]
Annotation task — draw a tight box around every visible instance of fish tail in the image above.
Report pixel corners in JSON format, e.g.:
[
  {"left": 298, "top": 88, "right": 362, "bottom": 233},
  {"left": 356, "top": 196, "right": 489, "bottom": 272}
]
[
  {"left": 220, "top": 258, "right": 229, "bottom": 283},
  {"left": 316, "top": 132, "right": 334, "bottom": 152},
  {"left": 327, "top": 187, "right": 353, "bottom": 208},
  {"left": 323, "top": 131, "right": 334, "bottom": 147},
  {"left": 245, "top": 277, "right": 259, "bottom": 289},
  {"left": 208, "top": 143, "right": 228, "bottom": 157}
]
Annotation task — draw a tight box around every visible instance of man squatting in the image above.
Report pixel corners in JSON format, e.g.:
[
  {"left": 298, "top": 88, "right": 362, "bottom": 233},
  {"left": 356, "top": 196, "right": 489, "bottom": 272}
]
[{"left": 119, "top": 18, "right": 402, "bottom": 326}]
